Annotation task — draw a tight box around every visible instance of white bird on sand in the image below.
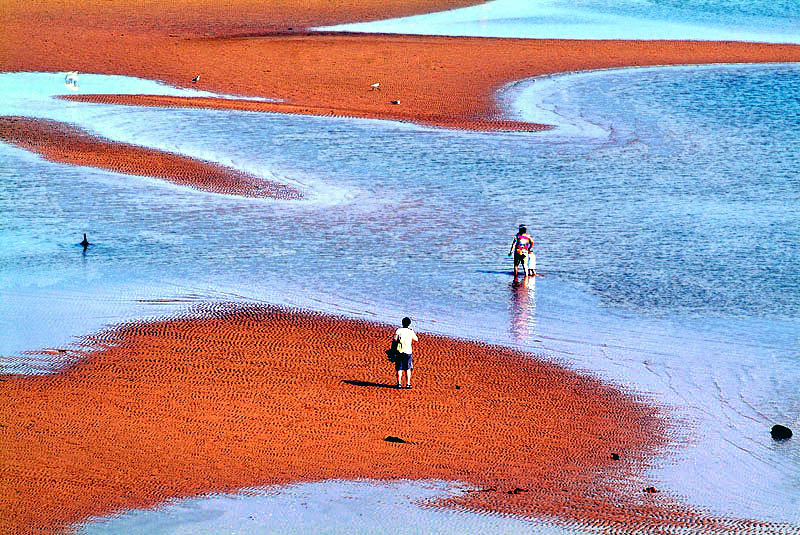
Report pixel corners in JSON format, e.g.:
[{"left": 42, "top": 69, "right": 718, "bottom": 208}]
[
  {"left": 192, "top": 75, "right": 201, "bottom": 83},
  {"left": 64, "top": 71, "right": 79, "bottom": 90},
  {"left": 369, "top": 82, "right": 380, "bottom": 91}
]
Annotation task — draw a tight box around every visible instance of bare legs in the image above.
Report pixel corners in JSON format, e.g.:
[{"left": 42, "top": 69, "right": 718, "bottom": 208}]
[
  {"left": 527, "top": 253, "right": 537, "bottom": 276},
  {"left": 514, "top": 254, "right": 536, "bottom": 278},
  {"left": 397, "top": 369, "right": 412, "bottom": 388}
]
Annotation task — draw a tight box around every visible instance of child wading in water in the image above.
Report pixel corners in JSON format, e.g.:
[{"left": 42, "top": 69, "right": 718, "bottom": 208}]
[
  {"left": 509, "top": 224, "right": 536, "bottom": 277},
  {"left": 393, "top": 317, "right": 418, "bottom": 389}
]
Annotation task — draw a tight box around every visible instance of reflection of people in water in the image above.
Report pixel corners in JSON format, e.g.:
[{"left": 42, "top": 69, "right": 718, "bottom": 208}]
[
  {"left": 508, "top": 225, "right": 536, "bottom": 277},
  {"left": 509, "top": 274, "right": 536, "bottom": 342}
]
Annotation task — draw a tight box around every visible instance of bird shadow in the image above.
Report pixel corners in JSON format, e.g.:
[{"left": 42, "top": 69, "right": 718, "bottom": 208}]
[{"left": 342, "top": 380, "right": 397, "bottom": 389}]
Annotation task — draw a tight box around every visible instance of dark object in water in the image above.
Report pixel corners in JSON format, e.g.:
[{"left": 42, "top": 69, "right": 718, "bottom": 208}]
[
  {"left": 80, "top": 233, "right": 89, "bottom": 248},
  {"left": 384, "top": 435, "right": 407, "bottom": 444},
  {"left": 611, "top": 453, "right": 620, "bottom": 460},
  {"left": 771, "top": 425, "right": 792, "bottom": 441}
]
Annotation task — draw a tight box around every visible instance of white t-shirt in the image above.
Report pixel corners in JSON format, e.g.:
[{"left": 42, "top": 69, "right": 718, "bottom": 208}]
[{"left": 394, "top": 327, "right": 418, "bottom": 355}]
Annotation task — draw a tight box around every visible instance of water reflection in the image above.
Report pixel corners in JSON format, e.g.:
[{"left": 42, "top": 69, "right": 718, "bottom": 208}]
[{"left": 509, "top": 274, "right": 536, "bottom": 342}]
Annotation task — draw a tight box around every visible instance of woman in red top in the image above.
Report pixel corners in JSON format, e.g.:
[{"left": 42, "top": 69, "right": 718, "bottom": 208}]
[{"left": 509, "top": 225, "right": 536, "bottom": 278}]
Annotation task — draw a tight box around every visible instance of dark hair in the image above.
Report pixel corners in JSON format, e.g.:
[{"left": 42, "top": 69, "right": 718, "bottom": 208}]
[
  {"left": 402, "top": 317, "right": 411, "bottom": 328},
  {"left": 518, "top": 225, "right": 527, "bottom": 234}
]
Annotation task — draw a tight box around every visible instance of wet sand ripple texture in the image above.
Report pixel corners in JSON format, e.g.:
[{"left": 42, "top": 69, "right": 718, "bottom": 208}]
[
  {"left": 3, "top": 30, "right": 800, "bottom": 130},
  {"left": 0, "top": 116, "right": 302, "bottom": 199},
  {"left": 3, "top": 0, "right": 800, "bottom": 131},
  {"left": 3, "top": 0, "right": 800, "bottom": 533},
  {"left": 1, "top": 305, "right": 793, "bottom": 534},
  {"left": 53, "top": 37, "right": 800, "bottom": 131}
]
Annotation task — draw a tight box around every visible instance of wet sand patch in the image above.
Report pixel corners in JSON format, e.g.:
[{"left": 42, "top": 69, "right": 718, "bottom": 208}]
[
  {"left": 0, "top": 305, "right": 784, "bottom": 533},
  {"left": 50, "top": 36, "right": 800, "bottom": 131},
  {"left": 0, "top": 116, "right": 301, "bottom": 199}
]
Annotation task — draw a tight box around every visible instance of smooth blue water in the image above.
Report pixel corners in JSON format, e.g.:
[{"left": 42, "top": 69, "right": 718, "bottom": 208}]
[
  {"left": 506, "top": 64, "right": 800, "bottom": 321},
  {"left": 320, "top": 0, "right": 800, "bottom": 43}
]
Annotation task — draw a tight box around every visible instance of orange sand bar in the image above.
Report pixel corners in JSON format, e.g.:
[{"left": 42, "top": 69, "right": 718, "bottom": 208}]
[
  {"left": 0, "top": 305, "right": 788, "bottom": 534},
  {"left": 59, "top": 36, "right": 800, "bottom": 131},
  {"left": 0, "top": 116, "right": 301, "bottom": 199},
  {"left": 4, "top": 0, "right": 800, "bottom": 131},
  {"left": 3, "top": 0, "right": 800, "bottom": 532}
]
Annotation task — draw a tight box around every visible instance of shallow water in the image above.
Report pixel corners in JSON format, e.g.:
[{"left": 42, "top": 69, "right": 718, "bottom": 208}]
[
  {"left": 2, "top": 64, "right": 798, "bottom": 528},
  {"left": 74, "top": 480, "right": 590, "bottom": 535},
  {"left": 5, "top": 14, "right": 800, "bottom": 527}
]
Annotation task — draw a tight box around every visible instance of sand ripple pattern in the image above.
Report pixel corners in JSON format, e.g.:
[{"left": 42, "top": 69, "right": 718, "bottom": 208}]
[
  {"left": 0, "top": 116, "right": 302, "bottom": 199},
  {"left": 1, "top": 305, "right": 796, "bottom": 534}
]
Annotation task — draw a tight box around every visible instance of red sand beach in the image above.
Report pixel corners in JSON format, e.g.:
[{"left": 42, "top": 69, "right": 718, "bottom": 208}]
[
  {"left": 1, "top": 305, "right": 778, "bottom": 534},
  {"left": 0, "top": 116, "right": 302, "bottom": 199},
  {"left": 3, "top": 0, "right": 800, "bottom": 183},
  {"left": 62, "top": 36, "right": 800, "bottom": 132},
  {"left": 7, "top": 36, "right": 800, "bottom": 188},
  {"left": 3, "top": 0, "right": 800, "bottom": 533}
]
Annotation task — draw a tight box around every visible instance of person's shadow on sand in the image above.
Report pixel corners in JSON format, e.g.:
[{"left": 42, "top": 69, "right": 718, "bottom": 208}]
[{"left": 342, "top": 380, "right": 397, "bottom": 389}]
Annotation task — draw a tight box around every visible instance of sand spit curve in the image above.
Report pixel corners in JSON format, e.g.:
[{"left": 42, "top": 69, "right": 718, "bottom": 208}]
[
  {"left": 3, "top": 0, "right": 800, "bottom": 532},
  {"left": 0, "top": 116, "right": 302, "bottom": 199},
  {"left": 61, "top": 92, "right": 550, "bottom": 132},
  {"left": 54, "top": 36, "right": 800, "bottom": 131},
  {"left": 1, "top": 305, "right": 794, "bottom": 534},
  {"left": 29, "top": 36, "right": 800, "bottom": 131},
  {"left": 4, "top": 0, "right": 800, "bottom": 132}
]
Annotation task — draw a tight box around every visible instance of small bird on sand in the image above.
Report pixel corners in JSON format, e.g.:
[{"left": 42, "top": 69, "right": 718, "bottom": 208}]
[
  {"left": 191, "top": 75, "right": 201, "bottom": 83},
  {"left": 370, "top": 82, "right": 381, "bottom": 91}
]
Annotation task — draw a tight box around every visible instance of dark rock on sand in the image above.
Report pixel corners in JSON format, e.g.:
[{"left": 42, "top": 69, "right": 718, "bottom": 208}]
[{"left": 771, "top": 425, "right": 792, "bottom": 440}]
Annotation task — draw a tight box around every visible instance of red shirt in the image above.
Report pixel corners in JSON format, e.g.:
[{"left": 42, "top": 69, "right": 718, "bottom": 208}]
[{"left": 514, "top": 233, "right": 533, "bottom": 254}]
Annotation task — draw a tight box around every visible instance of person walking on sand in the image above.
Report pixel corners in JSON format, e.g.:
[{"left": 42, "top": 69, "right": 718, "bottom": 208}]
[
  {"left": 509, "top": 225, "right": 536, "bottom": 277},
  {"left": 393, "top": 317, "right": 418, "bottom": 389}
]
